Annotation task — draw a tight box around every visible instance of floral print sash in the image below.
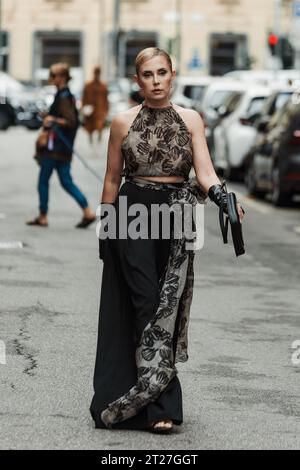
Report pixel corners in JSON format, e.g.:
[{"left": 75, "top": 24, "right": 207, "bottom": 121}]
[{"left": 101, "top": 176, "right": 207, "bottom": 428}]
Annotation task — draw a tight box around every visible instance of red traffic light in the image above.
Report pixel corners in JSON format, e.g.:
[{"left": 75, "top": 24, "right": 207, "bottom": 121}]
[{"left": 268, "top": 34, "right": 279, "bottom": 46}]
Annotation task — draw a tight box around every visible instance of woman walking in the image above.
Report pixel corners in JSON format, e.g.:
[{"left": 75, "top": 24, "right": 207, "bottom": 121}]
[
  {"left": 90, "top": 48, "right": 245, "bottom": 433},
  {"left": 27, "top": 63, "right": 95, "bottom": 228},
  {"left": 81, "top": 66, "right": 109, "bottom": 144}
]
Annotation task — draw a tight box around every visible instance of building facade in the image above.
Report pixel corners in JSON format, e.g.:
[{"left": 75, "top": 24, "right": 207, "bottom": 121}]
[{"left": 0, "top": 0, "right": 296, "bottom": 84}]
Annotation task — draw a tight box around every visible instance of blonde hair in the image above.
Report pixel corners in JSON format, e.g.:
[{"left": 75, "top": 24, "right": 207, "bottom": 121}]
[
  {"left": 135, "top": 47, "right": 173, "bottom": 76},
  {"left": 49, "top": 62, "right": 71, "bottom": 82}
]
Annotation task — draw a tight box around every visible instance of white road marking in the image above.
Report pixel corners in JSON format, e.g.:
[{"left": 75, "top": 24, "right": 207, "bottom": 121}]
[
  {"left": 0, "top": 241, "right": 24, "bottom": 250},
  {"left": 0, "top": 213, "right": 6, "bottom": 219}
]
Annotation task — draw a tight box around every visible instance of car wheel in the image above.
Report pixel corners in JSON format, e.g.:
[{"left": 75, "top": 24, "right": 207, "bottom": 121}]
[
  {"left": 0, "top": 110, "right": 11, "bottom": 130},
  {"left": 245, "top": 159, "right": 266, "bottom": 199},
  {"left": 271, "top": 166, "right": 292, "bottom": 206}
]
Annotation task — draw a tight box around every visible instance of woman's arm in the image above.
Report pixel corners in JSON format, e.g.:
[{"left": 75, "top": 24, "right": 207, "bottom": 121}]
[
  {"left": 189, "top": 110, "right": 245, "bottom": 220},
  {"left": 57, "top": 96, "right": 77, "bottom": 129},
  {"left": 44, "top": 95, "right": 77, "bottom": 129},
  {"left": 189, "top": 110, "right": 221, "bottom": 194},
  {"left": 100, "top": 114, "right": 126, "bottom": 204},
  {"left": 98, "top": 114, "right": 126, "bottom": 261}
]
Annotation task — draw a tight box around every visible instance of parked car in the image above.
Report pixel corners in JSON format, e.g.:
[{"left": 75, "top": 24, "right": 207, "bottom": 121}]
[
  {"left": 252, "top": 86, "right": 296, "bottom": 133},
  {"left": 195, "top": 79, "right": 247, "bottom": 157},
  {"left": 245, "top": 97, "right": 300, "bottom": 206},
  {"left": 0, "top": 71, "right": 47, "bottom": 130},
  {"left": 0, "top": 98, "right": 16, "bottom": 130},
  {"left": 106, "top": 80, "right": 129, "bottom": 123},
  {"left": 171, "top": 76, "right": 215, "bottom": 109},
  {"left": 213, "top": 84, "right": 271, "bottom": 179},
  {"left": 224, "top": 69, "right": 300, "bottom": 87},
  {"left": 0, "top": 72, "right": 21, "bottom": 129}
]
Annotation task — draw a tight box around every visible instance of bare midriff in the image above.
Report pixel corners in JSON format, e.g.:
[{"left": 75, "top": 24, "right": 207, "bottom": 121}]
[{"left": 136, "top": 175, "right": 185, "bottom": 183}]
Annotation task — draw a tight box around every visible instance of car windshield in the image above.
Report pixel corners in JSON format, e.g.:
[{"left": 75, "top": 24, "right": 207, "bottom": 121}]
[
  {"left": 275, "top": 92, "right": 292, "bottom": 111},
  {"left": 223, "top": 92, "right": 243, "bottom": 114},
  {"left": 210, "top": 90, "right": 235, "bottom": 109},
  {"left": 183, "top": 85, "right": 207, "bottom": 101},
  {"left": 261, "top": 91, "right": 292, "bottom": 116},
  {"left": 285, "top": 104, "right": 300, "bottom": 131},
  {"left": 246, "top": 97, "right": 266, "bottom": 117},
  {"left": 268, "top": 100, "right": 291, "bottom": 129}
]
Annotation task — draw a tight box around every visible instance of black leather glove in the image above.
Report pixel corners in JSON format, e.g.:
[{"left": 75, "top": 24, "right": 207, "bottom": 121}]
[{"left": 208, "top": 183, "right": 228, "bottom": 214}]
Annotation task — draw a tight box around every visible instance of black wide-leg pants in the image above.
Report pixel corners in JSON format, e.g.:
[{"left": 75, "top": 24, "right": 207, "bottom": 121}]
[{"left": 90, "top": 181, "right": 183, "bottom": 430}]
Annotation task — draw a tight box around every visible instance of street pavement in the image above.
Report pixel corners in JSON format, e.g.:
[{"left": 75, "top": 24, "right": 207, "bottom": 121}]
[{"left": 0, "top": 126, "right": 300, "bottom": 450}]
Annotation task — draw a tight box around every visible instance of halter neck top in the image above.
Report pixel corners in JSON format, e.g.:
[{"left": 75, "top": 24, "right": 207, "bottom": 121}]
[{"left": 120, "top": 101, "right": 193, "bottom": 180}]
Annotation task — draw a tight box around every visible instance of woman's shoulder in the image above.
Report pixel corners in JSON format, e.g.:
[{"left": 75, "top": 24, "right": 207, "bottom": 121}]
[
  {"left": 172, "top": 104, "right": 204, "bottom": 133},
  {"left": 112, "top": 105, "right": 142, "bottom": 127},
  {"left": 172, "top": 103, "right": 202, "bottom": 121},
  {"left": 110, "top": 105, "right": 142, "bottom": 139}
]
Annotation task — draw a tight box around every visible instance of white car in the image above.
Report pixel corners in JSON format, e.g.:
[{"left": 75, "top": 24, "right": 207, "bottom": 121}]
[
  {"left": 213, "top": 84, "right": 272, "bottom": 179},
  {"left": 224, "top": 69, "right": 300, "bottom": 87},
  {"left": 198, "top": 78, "right": 246, "bottom": 117},
  {"left": 196, "top": 78, "right": 247, "bottom": 145},
  {"left": 171, "top": 75, "right": 216, "bottom": 109},
  {"left": 0, "top": 71, "right": 25, "bottom": 98}
]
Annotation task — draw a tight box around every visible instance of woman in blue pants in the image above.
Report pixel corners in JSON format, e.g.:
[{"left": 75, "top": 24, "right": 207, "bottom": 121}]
[{"left": 27, "top": 63, "right": 95, "bottom": 228}]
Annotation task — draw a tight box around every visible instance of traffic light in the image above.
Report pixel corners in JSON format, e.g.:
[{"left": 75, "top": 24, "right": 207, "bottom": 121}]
[
  {"left": 268, "top": 33, "right": 279, "bottom": 56},
  {"left": 279, "top": 37, "right": 295, "bottom": 69},
  {"left": 267, "top": 33, "right": 295, "bottom": 68}
]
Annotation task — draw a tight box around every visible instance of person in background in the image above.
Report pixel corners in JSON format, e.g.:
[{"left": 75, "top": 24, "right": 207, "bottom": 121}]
[
  {"left": 81, "top": 66, "right": 109, "bottom": 144},
  {"left": 27, "top": 62, "right": 96, "bottom": 228}
]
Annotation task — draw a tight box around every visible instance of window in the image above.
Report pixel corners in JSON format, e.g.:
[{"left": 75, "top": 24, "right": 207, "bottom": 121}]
[
  {"left": 210, "top": 90, "right": 235, "bottom": 110},
  {"left": 209, "top": 33, "right": 249, "bottom": 76},
  {"left": 183, "top": 85, "right": 207, "bottom": 101},
  {"left": 246, "top": 97, "right": 266, "bottom": 118},
  {"left": 268, "top": 101, "right": 290, "bottom": 129},
  {"left": 274, "top": 92, "right": 292, "bottom": 112},
  {"left": 123, "top": 34, "right": 157, "bottom": 77},
  {"left": 224, "top": 92, "right": 243, "bottom": 114},
  {"left": 0, "top": 32, "right": 9, "bottom": 72},
  {"left": 41, "top": 37, "right": 80, "bottom": 68}
]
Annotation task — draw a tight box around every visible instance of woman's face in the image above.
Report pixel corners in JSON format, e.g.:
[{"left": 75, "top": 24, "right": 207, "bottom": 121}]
[
  {"left": 49, "top": 70, "right": 67, "bottom": 88},
  {"left": 135, "top": 56, "right": 175, "bottom": 103}
]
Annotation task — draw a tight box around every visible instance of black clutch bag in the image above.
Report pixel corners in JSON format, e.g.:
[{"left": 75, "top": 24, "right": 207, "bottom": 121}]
[{"left": 218, "top": 181, "right": 245, "bottom": 257}]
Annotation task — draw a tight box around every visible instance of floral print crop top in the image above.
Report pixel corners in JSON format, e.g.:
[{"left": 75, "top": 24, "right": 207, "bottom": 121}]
[{"left": 120, "top": 102, "right": 193, "bottom": 180}]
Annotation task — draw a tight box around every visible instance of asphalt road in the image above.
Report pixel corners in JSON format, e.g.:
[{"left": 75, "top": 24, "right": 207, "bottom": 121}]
[{"left": 0, "top": 126, "right": 300, "bottom": 450}]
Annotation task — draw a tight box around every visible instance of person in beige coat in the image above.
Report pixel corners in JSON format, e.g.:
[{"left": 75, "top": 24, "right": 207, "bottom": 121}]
[{"left": 81, "top": 66, "right": 109, "bottom": 143}]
